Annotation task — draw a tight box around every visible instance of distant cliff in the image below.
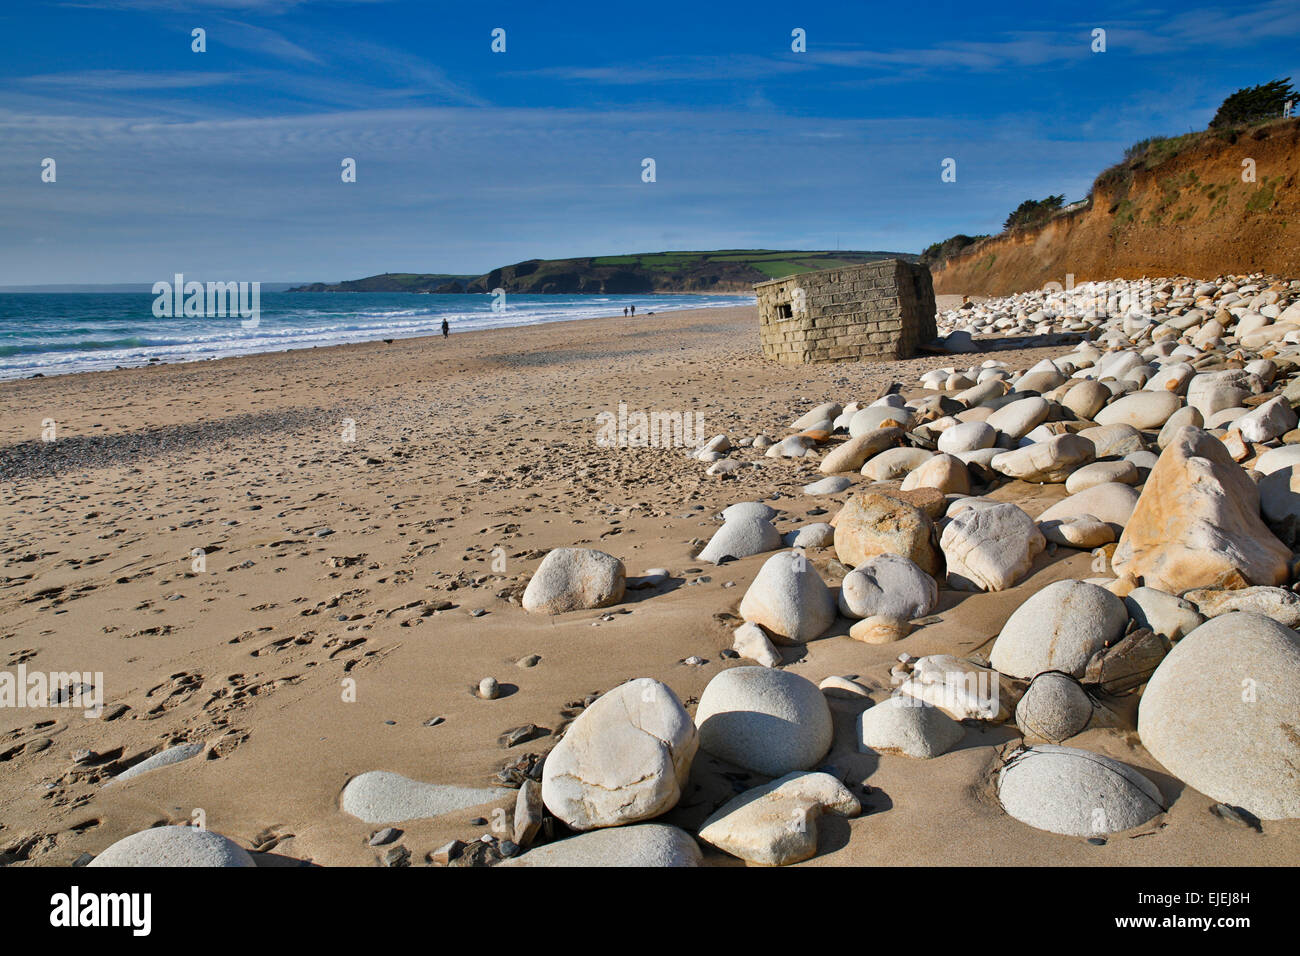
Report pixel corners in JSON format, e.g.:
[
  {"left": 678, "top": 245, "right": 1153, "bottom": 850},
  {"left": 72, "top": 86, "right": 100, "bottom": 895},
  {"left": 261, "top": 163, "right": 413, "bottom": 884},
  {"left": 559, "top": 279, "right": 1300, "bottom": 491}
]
[
  {"left": 290, "top": 249, "right": 917, "bottom": 295},
  {"left": 930, "top": 118, "right": 1299, "bottom": 296},
  {"left": 288, "top": 273, "right": 474, "bottom": 293}
]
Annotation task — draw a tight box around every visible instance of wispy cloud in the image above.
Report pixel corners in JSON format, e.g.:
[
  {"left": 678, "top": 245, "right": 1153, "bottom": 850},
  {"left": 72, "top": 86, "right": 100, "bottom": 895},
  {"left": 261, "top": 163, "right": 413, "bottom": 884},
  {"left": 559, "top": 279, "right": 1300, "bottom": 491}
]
[
  {"left": 1153, "top": 0, "right": 1300, "bottom": 48},
  {"left": 216, "top": 18, "right": 326, "bottom": 65},
  {"left": 513, "top": 30, "right": 1095, "bottom": 90},
  {"left": 325, "top": 36, "right": 490, "bottom": 107},
  {"left": 521, "top": 54, "right": 814, "bottom": 85},
  {"left": 809, "top": 31, "right": 1091, "bottom": 73},
  {"left": 20, "top": 70, "right": 244, "bottom": 90}
]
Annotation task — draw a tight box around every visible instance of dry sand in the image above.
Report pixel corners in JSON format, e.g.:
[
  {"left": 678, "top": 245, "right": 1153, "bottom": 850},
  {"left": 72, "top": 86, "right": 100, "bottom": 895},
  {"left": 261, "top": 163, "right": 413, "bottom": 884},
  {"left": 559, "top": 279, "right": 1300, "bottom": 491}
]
[{"left": 1, "top": 304, "right": 1295, "bottom": 866}]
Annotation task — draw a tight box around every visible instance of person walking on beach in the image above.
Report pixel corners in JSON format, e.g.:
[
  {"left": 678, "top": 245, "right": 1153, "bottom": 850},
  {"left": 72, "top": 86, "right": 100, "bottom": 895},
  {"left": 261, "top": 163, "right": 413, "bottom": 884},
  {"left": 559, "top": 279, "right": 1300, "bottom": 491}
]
[
  {"left": 623, "top": 306, "right": 628, "bottom": 317},
  {"left": 630, "top": 304, "right": 636, "bottom": 317},
  {"left": 441, "top": 318, "right": 449, "bottom": 339}
]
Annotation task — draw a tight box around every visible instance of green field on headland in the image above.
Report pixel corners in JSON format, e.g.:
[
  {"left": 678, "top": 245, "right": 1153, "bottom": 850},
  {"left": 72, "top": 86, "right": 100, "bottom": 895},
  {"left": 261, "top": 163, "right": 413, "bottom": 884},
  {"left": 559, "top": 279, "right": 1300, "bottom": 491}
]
[{"left": 289, "top": 249, "right": 916, "bottom": 295}]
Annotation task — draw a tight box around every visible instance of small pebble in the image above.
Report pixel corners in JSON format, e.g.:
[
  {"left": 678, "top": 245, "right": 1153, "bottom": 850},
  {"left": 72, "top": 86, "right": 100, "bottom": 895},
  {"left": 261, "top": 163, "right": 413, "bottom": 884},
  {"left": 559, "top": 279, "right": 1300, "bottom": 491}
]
[
  {"left": 430, "top": 840, "right": 464, "bottom": 865},
  {"left": 1210, "top": 802, "right": 1262, "bottom": 831},
  {"left": 382, "top": 844, "right": 410, "bottom": 866}
]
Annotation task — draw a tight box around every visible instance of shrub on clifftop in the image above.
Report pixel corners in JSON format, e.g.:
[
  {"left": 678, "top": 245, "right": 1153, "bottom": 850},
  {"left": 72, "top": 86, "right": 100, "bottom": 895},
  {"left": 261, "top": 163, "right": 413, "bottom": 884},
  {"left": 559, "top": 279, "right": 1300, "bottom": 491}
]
[{"left": 1210, "top": 77, "right": 1296, "bottom": 128}]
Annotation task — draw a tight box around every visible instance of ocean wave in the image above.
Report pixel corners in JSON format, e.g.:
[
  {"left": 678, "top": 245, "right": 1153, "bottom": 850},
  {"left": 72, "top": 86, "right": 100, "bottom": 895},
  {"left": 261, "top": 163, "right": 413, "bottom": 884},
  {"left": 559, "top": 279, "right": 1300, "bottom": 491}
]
[{"left": 0, "top": 294, "right": 753, "bottom": 379}]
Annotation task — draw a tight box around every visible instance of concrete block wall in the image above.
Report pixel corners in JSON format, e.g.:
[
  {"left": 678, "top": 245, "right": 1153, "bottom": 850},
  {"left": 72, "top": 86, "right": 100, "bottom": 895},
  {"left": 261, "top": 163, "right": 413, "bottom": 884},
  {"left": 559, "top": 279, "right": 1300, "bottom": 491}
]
[{"left": 755, "top": 259, "right": 937, "bottom": 364}]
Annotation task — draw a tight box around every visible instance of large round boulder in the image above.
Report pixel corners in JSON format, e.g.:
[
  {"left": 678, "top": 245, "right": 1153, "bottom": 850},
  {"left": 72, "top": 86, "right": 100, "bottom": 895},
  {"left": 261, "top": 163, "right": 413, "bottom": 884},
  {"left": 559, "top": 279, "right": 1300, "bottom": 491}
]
[
  {"left": 900, "top": 453, "right": 970, "bottom": 495},
  {"left": 695, "top": 667, "right": 833, "bottom": 776},
  {"left": 858, "top": 697, "right": 964, "bottom": 758},
  {"left": 791, "top": 401, "right": 842, "bottom": 431},
  {"left": 1064, "top": 459, "right": 1140, "bottom": 495},
  {"left": 832, "top": 490, "right": 942, "bottom": 577},
  {"left": 738, "top": 551, "right": 836, "bottom": 644},
  {"left": 990, "top": 579, "right": 1128, "bottom": 679},
  {"left": 1014, "top": 672, "right": 1093, "bottom": 742},
  {"left": 819, "top": 427, "right": 904, "bottom": 474},
  {"left": 541, "top": 678, "right": 698, "bottom": 830},
  {"left": 1138, "top": 612, "right": 1300, "bottom": 819},
  {"left": 698, "top": 514, "right": 781, "bottom": 564},
  {"left": 1186, "top": 369, "right": 1254, "bottom": 419},
  {"left": 849, "top": 405, "right": 915, "bottom": 436},
  {"left": 721, "top": 501, "right": 778, "bottom": 522},
  {"left": 88, "top": 826, "right": 256, "bottom": 867},
  {"left": 698, "top": 772, "right": 860, "bottom": 866},
  {"left": 990, "top": 434, "right": 1096, "bottom": 484},
  {"left": 998, "top": 745, "right": 1165, "bottom": 836},
  {"left": 1122, "top": 587, "right": 1203, "bottom": 641},
  {"left": 837, "top": 553, "right": 938, "bottom": 622},
  {"left": 1035, "top": 481, "right": 1140, "bottom": 534},
  {"left": 522, "top": 548, "right": 626, "bottom": 614},
  {"left": 1060, "top": 380, "right": 1110, "bottom": 420},
  {"left": 937, "top": 420, "right": 996, "bottom": 454},
  {"left": 940, "top": 501, "right": 1044, "bottom": 592},
  {"left": 1094, "top": 391, "right": 1182, "bottom": 430},
  {"left": 1156, "top": 404, "right": 1204, "bottom": 448},
  {"left": 1078, "top": 423, "right": 1146, "bottom": 458},
  {"left": 986, "top": 396, "right": 1050, "bottom": 438},
  {"left": 861, "top": 446, "right": 934, "bottom": 481}
]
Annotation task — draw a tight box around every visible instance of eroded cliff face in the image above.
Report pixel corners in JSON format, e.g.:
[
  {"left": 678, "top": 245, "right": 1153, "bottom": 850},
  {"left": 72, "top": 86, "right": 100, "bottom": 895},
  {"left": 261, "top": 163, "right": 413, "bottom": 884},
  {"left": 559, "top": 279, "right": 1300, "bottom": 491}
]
[{"left": 932, "top": 119, "right": 1299, "bottom": 296}]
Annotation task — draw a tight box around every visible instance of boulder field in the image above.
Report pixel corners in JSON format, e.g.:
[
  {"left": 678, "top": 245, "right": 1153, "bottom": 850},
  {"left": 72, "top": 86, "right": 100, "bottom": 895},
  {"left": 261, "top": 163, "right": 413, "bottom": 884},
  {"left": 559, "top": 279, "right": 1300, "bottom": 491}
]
[{"left": 95, "top": 274, "right": 1300, "bottom": 866}]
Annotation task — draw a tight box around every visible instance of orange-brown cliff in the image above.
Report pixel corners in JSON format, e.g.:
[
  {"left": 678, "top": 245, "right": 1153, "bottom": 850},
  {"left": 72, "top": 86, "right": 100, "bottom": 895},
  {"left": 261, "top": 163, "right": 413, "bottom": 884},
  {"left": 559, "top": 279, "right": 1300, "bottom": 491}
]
[{"left": 932, "top": 118, "right": 1299, "bottom": 296}]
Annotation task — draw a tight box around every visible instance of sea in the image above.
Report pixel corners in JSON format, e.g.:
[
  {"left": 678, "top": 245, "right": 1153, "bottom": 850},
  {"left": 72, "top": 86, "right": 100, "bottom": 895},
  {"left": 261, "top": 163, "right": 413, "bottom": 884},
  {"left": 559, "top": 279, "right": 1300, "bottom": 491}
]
[{"left": 0, "top": 290, "right": 755, "bottom": 381}]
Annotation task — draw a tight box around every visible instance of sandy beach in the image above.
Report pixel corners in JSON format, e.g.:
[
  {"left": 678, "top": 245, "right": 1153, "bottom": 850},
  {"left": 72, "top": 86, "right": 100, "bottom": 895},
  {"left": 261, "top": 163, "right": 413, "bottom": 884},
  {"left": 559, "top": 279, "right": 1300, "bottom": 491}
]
[{"left": 2, "top": 301, "right": 1295, "bottom": 867}]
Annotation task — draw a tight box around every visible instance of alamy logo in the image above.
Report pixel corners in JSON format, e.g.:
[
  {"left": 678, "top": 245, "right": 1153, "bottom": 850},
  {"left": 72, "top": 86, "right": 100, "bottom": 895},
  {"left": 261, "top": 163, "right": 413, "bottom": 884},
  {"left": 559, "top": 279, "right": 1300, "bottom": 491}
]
[
  {"left": 50, "top": 886, "right": 151, "bottom": 936},
  {"left": 152, "top": 273, "right": 260, "bottom": 328},
  {"left": 0, "top": 665, "right": 102, "bottom": 717},
  {"left": 891, "top": 668, "right": 1000, "bottom": 719},
  {"left": 595, "top": 403, "right": 705, "bottom": 448}
]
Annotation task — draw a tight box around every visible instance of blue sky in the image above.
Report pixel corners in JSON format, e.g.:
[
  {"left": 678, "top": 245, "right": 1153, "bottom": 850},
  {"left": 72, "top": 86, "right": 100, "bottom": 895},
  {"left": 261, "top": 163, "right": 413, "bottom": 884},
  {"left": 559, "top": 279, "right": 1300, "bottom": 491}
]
[{"left": 1, "top": 0, "right": 1296, "bottom": 284}]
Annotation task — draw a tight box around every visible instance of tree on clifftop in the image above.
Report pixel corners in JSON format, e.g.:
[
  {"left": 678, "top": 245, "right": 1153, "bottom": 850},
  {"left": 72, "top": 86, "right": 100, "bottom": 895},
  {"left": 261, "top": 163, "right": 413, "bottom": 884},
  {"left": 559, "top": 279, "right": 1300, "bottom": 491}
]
[
  {"left": 1003, "top": 195, "right": 1064, "bottom": 232},
  {"left": 1210, "top": 78, "right": 1296, "bottom": 128}
]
